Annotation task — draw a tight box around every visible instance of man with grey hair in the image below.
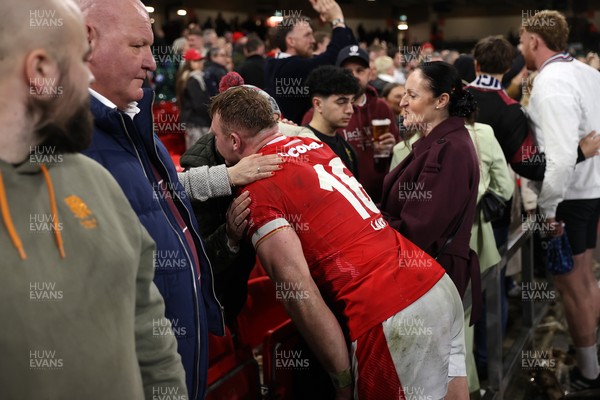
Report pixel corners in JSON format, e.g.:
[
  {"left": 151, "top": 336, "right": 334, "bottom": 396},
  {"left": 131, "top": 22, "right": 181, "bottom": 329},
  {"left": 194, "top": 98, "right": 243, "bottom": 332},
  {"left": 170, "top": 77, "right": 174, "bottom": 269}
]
[
  {"left": 75, "top": 0, "right": 225, "bottom": 398},
  {"left": 0, "top": 0, "right": 187, "bottom": 398},
  {"left": 521, "top": 10, "right": 600, "bottom": 391}
]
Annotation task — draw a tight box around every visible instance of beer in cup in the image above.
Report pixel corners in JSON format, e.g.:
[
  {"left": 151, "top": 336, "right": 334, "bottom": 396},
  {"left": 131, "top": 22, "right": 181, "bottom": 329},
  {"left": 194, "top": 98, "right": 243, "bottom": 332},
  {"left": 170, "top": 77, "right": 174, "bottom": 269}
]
[
  {"left": 372, "top": 118, "right": 391, "bottom": 158},
  {"left": 371, "top": 118, "right": 391, "bottom": 141}
]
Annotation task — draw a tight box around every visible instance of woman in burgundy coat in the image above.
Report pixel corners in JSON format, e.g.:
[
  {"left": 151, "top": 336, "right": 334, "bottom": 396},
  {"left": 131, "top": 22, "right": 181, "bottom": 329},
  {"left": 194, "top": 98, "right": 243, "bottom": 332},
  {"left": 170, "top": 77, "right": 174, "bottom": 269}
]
[{"left": 379, "top": 61, "right": 482, "bottom": 321}]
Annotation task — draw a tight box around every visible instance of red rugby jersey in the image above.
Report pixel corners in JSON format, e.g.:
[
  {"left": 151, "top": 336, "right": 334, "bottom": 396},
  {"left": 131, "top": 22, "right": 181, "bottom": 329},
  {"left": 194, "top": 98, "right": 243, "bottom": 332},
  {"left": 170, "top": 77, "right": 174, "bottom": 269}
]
[{"left": 244, "top": 135, "right": 444, "bottom": 340}]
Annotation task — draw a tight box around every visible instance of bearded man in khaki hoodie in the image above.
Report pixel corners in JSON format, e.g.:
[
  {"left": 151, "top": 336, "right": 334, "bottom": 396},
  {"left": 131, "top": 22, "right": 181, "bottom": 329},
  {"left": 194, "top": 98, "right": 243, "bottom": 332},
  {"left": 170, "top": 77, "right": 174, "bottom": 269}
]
[{"left": 0, "top": 0, "right": 187, "bottom": 398}]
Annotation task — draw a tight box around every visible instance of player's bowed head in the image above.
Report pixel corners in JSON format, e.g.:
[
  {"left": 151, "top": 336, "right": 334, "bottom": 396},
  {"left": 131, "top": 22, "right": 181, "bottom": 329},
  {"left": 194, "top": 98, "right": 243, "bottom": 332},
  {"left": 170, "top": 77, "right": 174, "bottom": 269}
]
[{"left": 209, "top": 86, "right": 280, "bottom": 166}]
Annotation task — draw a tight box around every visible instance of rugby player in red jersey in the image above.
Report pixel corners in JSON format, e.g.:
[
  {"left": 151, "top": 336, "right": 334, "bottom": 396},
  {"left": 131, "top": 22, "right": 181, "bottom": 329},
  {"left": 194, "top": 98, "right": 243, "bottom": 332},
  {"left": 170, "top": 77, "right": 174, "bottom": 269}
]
[{"left": 210, "top": 86, "right": 468, "bottom": 400}]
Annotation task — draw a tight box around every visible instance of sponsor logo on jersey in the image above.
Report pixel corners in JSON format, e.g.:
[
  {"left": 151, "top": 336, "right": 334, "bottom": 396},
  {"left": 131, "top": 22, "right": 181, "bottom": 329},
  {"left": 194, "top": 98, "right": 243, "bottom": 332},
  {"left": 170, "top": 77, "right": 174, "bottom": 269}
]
[
  {"left": 370, "top": 217, "right": 387, "bottom": 231},
  {"left": 277, "top": 141, "right": 324, "bottom": 158}
]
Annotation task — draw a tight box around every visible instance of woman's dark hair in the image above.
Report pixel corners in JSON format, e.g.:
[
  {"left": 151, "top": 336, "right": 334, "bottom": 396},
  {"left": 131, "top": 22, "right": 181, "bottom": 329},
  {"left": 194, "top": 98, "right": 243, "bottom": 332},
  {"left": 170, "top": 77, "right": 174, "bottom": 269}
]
[{"left": 417, "top": 61, "right": 478, "bottom": 122}]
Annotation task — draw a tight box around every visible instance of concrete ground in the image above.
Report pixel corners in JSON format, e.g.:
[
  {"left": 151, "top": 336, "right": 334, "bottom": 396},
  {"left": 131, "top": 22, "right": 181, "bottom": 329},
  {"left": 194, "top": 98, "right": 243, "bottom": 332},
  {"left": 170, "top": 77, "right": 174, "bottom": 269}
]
[{"left": 479, "top": 258, "right": 600, "bottom": 400}]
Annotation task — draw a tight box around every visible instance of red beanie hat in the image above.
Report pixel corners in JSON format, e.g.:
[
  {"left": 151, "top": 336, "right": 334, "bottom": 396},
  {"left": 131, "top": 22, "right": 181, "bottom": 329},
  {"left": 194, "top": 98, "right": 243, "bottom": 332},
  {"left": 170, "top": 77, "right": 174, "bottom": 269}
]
[{"left": 219, "top": 72, "right": 245, "bottom": 93}]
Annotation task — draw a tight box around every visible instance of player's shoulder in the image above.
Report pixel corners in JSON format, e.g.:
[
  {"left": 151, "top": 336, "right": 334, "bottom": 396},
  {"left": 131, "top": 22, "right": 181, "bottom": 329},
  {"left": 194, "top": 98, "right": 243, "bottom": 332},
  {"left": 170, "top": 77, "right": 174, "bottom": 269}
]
[{"left": 265, "top": 136, "right": 328, "bottom": 161}]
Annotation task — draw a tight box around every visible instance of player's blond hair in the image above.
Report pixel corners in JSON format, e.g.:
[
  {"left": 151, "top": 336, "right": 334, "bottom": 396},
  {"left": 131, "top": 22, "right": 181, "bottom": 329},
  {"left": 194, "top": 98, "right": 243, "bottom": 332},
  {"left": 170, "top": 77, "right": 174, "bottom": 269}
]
[{"left": 210, "top": 86, "right": 276, "bottom": 137}]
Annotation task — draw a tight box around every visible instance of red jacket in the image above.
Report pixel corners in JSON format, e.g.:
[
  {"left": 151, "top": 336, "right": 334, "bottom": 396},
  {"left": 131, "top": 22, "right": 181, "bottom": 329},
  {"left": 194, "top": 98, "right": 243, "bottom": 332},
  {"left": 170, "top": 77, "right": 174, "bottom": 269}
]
[{"left": 302, "top": 86, "right": 399, "bottom": 203}]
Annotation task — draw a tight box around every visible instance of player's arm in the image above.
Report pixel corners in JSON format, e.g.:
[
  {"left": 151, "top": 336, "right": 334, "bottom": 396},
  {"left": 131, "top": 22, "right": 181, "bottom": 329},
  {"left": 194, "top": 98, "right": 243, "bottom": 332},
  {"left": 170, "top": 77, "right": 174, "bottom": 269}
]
[{"left": 255, "top": 227, "right": 352, "bottom": 395}]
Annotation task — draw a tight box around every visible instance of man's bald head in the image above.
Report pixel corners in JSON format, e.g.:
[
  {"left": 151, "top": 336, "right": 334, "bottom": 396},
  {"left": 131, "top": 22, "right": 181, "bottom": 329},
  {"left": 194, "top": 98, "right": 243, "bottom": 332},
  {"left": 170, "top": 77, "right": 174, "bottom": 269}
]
[
  {"left": 0, "top": 0, "right": 85, "bottom": 76},
  {"left": 74, "top": 0, "right": 156, "bottom": 110},
  {"left": 75, "top": 0, "right": 149, "bottom": 34},
  {"left": 0, "top": 0, "right": 94, "bottom": 162}
]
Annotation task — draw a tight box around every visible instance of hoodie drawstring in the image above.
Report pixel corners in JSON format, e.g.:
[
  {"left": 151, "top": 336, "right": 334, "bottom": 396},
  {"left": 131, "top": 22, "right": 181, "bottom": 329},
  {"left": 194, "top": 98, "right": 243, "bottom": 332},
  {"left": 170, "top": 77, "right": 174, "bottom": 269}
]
[
  {"left": 0, "top": 170, "right": 27, "bottom": 260},
  {"left": 0, "top": 165, "right": 66, "bottom": 260},
  {"left": 40, "top": 165, "right": 66, "bottom": 259}
]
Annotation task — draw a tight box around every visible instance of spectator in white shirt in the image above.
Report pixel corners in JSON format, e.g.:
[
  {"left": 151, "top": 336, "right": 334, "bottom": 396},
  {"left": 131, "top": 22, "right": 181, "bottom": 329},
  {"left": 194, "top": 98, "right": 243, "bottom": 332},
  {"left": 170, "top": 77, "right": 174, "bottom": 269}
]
[{"left": 521, "top": 10, "right": 600, "bottom": 391}]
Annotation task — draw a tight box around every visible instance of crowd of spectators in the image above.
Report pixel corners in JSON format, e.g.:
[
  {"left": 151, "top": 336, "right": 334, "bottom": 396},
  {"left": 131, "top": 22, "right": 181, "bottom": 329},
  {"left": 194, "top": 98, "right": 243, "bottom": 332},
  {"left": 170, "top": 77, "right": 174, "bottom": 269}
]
[
  {"left": 3, "top": 0, "right": 600, "bottom": 398},
  {"left": 151, "top": 4, "right": 600, "bottom": 397}
]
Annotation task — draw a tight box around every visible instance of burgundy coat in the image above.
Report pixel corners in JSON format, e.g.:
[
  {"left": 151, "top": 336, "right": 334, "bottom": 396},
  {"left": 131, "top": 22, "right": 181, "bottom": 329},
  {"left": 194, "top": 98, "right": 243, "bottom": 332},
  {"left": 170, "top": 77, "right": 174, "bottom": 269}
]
[{"left": 380, "top": 116, "right": 482, "bottom": 320}]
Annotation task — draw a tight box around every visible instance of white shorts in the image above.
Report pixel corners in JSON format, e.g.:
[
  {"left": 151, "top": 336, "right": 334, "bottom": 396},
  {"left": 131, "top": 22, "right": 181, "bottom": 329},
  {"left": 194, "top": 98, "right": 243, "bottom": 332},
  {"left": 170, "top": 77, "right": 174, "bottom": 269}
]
[{"left": 351, "top": 274, "right": 466, "bottom": 399}]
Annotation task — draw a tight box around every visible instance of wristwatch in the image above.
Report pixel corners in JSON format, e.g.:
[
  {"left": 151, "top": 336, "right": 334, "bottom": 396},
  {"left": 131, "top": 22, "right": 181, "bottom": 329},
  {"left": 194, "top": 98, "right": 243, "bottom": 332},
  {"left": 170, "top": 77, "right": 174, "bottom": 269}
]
[{"left": 330, "top": 18, "right": 345, "bottom": 28}]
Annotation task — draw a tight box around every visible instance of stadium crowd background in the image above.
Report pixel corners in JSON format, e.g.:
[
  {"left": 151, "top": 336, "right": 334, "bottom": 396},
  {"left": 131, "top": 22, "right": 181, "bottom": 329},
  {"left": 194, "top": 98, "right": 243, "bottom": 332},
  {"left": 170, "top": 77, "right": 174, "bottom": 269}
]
[
  {"left": 146, "top": 1, "right": 600, "bottom": 105},
  {"left": 140, "top": 1, "right": 600, "bottom": 397},
  {"left": 5, "top": 0, "right": 600, "bottom": 399}
]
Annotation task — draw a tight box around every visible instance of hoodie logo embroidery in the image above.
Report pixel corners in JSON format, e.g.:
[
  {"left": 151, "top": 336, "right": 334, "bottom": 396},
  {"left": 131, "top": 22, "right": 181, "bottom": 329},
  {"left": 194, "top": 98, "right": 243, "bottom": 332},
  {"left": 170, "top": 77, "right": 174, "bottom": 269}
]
[{"left": 65, "top": 195, "right": 97, "bottom": 229}]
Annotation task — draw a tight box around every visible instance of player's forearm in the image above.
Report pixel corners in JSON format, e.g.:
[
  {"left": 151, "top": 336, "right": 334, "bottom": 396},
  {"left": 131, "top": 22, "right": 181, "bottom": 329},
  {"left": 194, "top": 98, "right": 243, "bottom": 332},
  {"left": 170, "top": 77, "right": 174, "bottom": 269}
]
[
  {"left": 282, "top": 279, "right": 351, "bottom": 374},
  {"left": 256, "top": 229, "right": 351, "bottom": 375}
]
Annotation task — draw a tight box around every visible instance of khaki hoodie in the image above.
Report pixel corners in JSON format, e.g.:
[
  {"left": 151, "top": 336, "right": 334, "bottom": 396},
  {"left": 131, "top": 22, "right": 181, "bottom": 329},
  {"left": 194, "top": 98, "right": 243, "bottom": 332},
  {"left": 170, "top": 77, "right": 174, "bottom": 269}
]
[{"left": 0, "top": 153, "right": 187, "bottom": 399}]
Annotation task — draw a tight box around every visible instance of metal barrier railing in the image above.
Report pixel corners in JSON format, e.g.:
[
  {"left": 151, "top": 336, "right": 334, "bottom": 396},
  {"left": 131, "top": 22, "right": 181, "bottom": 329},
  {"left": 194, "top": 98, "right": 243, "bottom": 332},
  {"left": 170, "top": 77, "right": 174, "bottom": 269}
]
[{"left": 464, "top": 225, "right": 549, "bottom": 399}]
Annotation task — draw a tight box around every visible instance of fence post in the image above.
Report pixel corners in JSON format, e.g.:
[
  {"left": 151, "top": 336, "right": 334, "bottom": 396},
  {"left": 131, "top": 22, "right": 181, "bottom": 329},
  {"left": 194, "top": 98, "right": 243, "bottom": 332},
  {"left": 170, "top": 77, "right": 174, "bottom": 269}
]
[{"left": 486, "top": 261, "right": 504, "bottom": 397}]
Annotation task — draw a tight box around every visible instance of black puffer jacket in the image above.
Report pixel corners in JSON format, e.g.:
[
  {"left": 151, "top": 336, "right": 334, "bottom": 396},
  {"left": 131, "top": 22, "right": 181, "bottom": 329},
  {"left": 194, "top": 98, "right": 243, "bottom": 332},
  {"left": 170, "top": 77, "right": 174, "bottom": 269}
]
[{"left": 180, "top": 134, "right": 255, "bottom": 327}]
